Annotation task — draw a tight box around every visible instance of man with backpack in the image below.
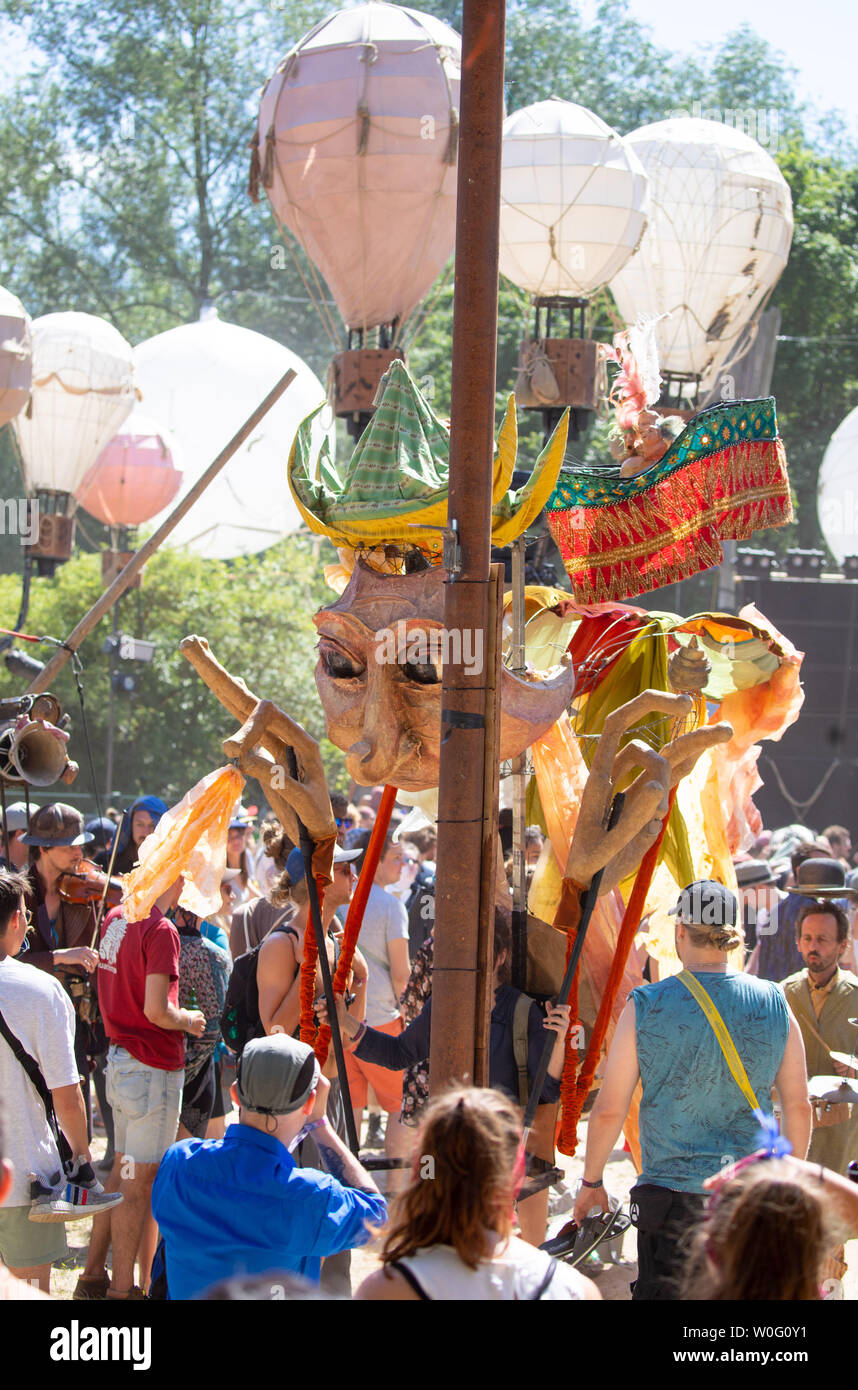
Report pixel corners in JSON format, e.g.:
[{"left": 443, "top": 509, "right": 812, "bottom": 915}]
[
  {"left": 76, "top": 875, "right": 206, "bottom": 1300},
  {"left": 221, "top": 840, "right": 363, "bottom": 1056}
]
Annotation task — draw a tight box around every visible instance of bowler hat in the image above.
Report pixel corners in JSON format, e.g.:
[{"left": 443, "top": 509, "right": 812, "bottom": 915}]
[
  {"left": 734, "top": 859, "right": 778, "bottom": 888},
  {"left": 786, "top": 857, "right": 858, "bottom": 900}
]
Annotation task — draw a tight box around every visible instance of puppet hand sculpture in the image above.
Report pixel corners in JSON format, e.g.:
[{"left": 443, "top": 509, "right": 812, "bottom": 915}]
[
  {"left": 179, "top": 636, "right": 336, "bottom": 853},
  {"left": 565, "top": 690, "right": 732, "bottom": 895}
]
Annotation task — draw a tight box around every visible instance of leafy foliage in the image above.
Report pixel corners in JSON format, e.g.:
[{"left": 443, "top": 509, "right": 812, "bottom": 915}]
[{"left": 0, "top": 537, "right": 347, "bottom": 808}]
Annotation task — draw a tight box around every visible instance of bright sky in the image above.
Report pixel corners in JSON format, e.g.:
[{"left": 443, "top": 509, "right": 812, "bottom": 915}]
[
  {"left": 3, "top": 3, "right": 855, "bottom": 138},
  {"left": 579, "top": 0, "right": 858, "bottom": 137}
]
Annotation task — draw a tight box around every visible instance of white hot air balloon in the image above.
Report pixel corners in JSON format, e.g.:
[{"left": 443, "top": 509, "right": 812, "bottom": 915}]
[
  {"left": 134, "top": 311, "right": 333, "bottom": 560},
  {"left": 499, "top": 99, "right": 649, "bottom": 300},
  {"left": 818, "top": 405, "right": 858, "bottom": 565},
  {"left": 609, "top": 118, "right": 793, "bottom": 396},
  {"left": 12, "top": 311, "right": 136, "bottom": 504},
  {"left": 0, "top": 286, "right": 32, "bottom": 428},
  {"left": 253, "top": 2, "right": 461, "bottom": 339}
]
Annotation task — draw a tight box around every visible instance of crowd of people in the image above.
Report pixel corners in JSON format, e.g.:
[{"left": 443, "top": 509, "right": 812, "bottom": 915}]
[{"left": 0, "top": 785, "right": 857, "bottom": 1303}]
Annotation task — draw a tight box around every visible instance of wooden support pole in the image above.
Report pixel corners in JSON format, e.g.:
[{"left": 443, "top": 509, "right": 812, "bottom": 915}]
[
  {"left": 429, "top": 0, "right": 506, "bottom": 1093},
  {"left": 25, "top": 370, "right": 297, "bottom": 695},
  {"left": 510, "top": 534, "right": 528, "bottom": 991}
]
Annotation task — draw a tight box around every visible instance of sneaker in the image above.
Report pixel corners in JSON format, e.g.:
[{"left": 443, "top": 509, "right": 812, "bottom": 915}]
[
  {"left": 73, "top": 1271, "right": 111, "bottom": 1300},
  {"left": 29, "top": 1162, "right": 124, "bottom": 1224}
]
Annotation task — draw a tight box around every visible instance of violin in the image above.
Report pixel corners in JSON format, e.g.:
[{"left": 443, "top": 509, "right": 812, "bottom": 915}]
[{"left": 57, "top": 858, "right": 124, "bottom": 908}]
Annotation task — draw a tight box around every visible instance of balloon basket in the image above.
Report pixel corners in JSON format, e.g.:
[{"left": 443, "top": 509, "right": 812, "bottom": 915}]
[
  {"left": 332, "top": 347, "right": 406, "bottom": 435},
  {"left": 101, "top": 550, "right": 142, "bottom": 590},
  {"left": 514, "top": 337, "right": 602, "bottom": 412},
  {"left": 24, "top": 511, "right": 75, "bottom": 571}
]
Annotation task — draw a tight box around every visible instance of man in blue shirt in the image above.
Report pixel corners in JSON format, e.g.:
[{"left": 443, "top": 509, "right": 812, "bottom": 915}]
[{"left": 152, "top": 1033, "right": 386, "bottom": 1298}]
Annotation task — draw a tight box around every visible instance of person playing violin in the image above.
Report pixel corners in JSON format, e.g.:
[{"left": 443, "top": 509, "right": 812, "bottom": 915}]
[{"left": 20, "top": 804, "right": 104, "bottom": 1131}]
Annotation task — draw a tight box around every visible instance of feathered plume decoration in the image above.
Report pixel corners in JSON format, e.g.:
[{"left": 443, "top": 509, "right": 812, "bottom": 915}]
[
  {"left": 602, "top": 315, "right": 666, "bottom": 431},
  {"left": 753, "top": 1108, "right": 792, "bottom": 1159}
]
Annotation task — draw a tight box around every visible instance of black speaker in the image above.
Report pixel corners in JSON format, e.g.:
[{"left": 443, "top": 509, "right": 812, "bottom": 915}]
[{"left": 736, "top": 576, "right": 858, "bottom": 834}]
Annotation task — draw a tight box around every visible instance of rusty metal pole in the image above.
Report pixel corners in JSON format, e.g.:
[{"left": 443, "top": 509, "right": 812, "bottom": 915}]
[{"left": 429, "top": 0, "right": 506, "bottom": 1093}]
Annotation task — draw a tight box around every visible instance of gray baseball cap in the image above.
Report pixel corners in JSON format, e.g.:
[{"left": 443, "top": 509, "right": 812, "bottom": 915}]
[
  {"left": 669, "top": 879, "right": 738, "bottom": 928},
  {"left": 2, "top": 801, "right": 38, "bottom": 833},
  {"left": 235, "top": 1034, "right": 320, "bottom": 1116}
]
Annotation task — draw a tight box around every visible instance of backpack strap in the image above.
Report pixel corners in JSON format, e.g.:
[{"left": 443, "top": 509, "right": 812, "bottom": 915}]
[
  {"left": 512, "top": 992, "right": 533, "bottom": 1107},
  {"left": 530, "top": 1255, "right": 558, "bottom": 1300},
  {"left": 389, "top": 1261, "right": 430, "bottom": 1300},
  {"left": 676, "top": 970, "right": 761, "bottom": 1112},
  {"left": 0, "top": 1003, "right": 74, "bottom": 1170}
]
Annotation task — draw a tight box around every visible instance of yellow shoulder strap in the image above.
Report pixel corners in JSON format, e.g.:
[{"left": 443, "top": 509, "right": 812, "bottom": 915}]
[{"left": 677, "top": 970, "right": 760, "bottom": 1112}]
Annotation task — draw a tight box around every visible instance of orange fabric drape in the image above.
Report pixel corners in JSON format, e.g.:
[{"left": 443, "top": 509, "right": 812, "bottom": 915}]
[
  {"left": 557, "top": 788, "right": 676, "bottom": 1156},
  {"left": 313, "top": 785, "right": 398, "bottom": 1065}
]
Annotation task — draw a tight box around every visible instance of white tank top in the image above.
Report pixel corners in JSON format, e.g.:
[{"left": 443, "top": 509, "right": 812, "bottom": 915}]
[{"left": 392, "top": 1235, "right": 589, "bottom": 1301}]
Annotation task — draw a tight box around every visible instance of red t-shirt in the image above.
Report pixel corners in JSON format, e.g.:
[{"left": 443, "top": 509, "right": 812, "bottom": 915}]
[{"left": 97, "top": 904, "right": 184, "bottom": 1071}]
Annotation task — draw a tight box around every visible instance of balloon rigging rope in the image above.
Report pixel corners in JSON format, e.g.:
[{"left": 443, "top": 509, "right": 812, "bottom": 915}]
[
  {"left": 394, "top": 46, "right": 460, "bottom": 352},
  {"left": 269, "top": 206, "right": 342, "bottom": 351},
  {"left": 502, "top": 148, "right": 619, "bottom": 302},
  {"left": 763, "top": 755, "right": 841, "bottom": 822},
  {"left": 403, "top": 257, "right": 454, "bottom": 357},
  {"left": 266, "top": 81, "right": 345, "bottom": 350}
]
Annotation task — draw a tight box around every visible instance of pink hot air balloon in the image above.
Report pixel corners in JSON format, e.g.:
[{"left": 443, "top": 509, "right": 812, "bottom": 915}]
[
  {"left": 76, "top": 410, "right": 182, "bottom": 527},
  {"left": 253, "top": 2, "right": 461, "bottom": 337}
]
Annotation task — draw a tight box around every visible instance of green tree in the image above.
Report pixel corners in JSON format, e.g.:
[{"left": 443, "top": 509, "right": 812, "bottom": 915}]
[
  {"left": 0, "top": 0, "right": 334, "bottom": 369},
  {"left": 0, "top": 536, "right": 347, "bottom": 809},
  {"left": 765, "top": 136, "right": 858, "bottom": 552}
]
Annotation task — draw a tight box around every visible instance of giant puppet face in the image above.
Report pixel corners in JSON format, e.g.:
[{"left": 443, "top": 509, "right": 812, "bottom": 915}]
[{"left": 313, "top": 559, "right": 575, "bottom": 792}]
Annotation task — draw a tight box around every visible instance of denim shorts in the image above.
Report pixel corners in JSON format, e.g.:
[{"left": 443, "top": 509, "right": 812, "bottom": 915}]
[
  {"left": 0, "top": 1205, "right": 68, "bottom": 1269},
  {"left": 106, "top": 1046, "right": 183, "bottom": 1166}
]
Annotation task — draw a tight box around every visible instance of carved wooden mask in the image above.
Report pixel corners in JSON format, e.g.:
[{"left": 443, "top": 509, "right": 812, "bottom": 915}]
[{"left": 313, "top": 560, "right": 574, "bottom": 791}]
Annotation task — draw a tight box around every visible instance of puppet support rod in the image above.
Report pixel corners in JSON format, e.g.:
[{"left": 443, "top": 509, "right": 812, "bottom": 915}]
[{"left": 25, "top": 370, "right": 297, "bottom": 695}]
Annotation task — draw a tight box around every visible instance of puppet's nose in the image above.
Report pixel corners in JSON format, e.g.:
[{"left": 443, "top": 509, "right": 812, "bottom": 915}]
[{"left": 346, "top": 667, "right": 402, "bottom": 783}]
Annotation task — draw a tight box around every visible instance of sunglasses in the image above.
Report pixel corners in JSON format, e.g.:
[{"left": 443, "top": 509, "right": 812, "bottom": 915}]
[{"left": 335, "top": 816, "right": 354, "bottom": 828}]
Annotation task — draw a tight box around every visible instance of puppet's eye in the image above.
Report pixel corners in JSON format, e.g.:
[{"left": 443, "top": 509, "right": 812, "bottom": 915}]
[
  {"left": 320, "top": 643, "right": 364, "bottom": 680},
  {"left": 401, "top": 658, "right": 442, "bottom": 685}
]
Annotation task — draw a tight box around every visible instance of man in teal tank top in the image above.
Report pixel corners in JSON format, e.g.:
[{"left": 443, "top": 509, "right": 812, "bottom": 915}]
[{"left": 572, "top": 880, "right": 811, "bottom": 1299}]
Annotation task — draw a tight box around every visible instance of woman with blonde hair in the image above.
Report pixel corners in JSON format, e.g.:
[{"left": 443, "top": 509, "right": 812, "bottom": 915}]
[{"left": 355, "top": 1087, "right": 600, "bottom": 1301}]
